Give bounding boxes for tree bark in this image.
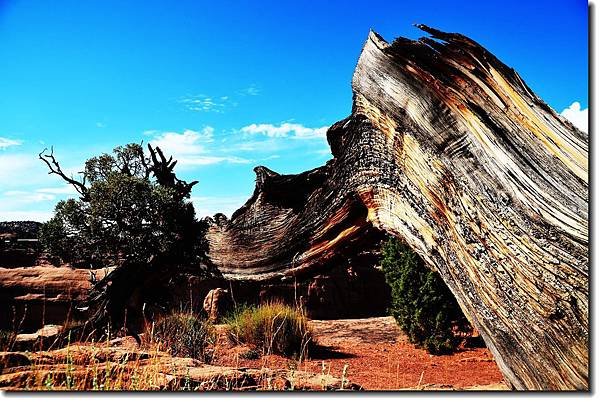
[207,26,588,390]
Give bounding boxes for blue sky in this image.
[0,0,589,221]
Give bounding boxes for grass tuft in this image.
[148,312,215,363]
[224,302,311,357]
[0,329,17,352]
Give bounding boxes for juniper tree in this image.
[380,236,472,354]
[39,143,218,340]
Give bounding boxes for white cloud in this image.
[560,101,588,133]
[0,190,56,222]
[2,186,77,208]
[0,210,54,222]
[0,154,39,186]
[3,190,55,202]
[241,123,329,140]
[0,151,87,221]
[313,148,333,157]
[191,195,249,218]
[239,85,261,96]
[178,155,251,166]
[179,95,229,113]
[36,185,78,195]
[221,138,281,153]
[180,85,260,113]
[0,137,22,149]
[150,128,214,156]
[148,127,251,167]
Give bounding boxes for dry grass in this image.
[1,312,217,391]
[2,339,182,390]
[147,312,215,363]
[1,335,253,390]
[0,308,360,391]
[0,329,17,352]
[224,302,311,358]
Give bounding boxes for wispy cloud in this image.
[146,121,331,168]
[0,137,22,149]
[0,153,38,186]
[179,85,261,113]
[36,185,78,195]
[561,101,588,133]
[179,95,230,113]
[241,123,328,140]
[3,190,55,203]
[239,84,261,96]
[0,151,102,197]
[149,127,251,167]
[0,187,74,222]
[3,186,77,204]
[178,155,251,166]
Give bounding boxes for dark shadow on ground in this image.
[308,344,356,359]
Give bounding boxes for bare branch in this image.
[39,147,90,201]
[146,144,197,199]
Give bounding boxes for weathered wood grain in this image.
[207,26,588,390]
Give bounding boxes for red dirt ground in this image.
[212,316,507,390]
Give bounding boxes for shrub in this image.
[149,312,215,362]
[381,236,472,354]
[225,302,311,357]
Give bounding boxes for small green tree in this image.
[40,144,207,268]
[39,144,217,339]
[381,236,471,354]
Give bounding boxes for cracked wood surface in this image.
[207,26,588,390]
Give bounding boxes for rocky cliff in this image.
[206,26,588,390]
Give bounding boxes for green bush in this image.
[39,143,210,269]
[224,302,311,357]
[381,236,471,354]
[150,312,215,362]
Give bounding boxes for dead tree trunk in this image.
[206,26,588,390]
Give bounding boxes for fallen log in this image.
[207,25,588,390]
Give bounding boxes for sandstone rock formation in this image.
[207,26,588,390]
[0,266,111,332]
[13,324,63,351]
[203,288,232,322]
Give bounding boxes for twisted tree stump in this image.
[207,26,588,390]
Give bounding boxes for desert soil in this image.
[213,316,508,390]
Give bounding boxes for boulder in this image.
[203,288,233,322]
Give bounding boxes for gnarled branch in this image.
[147,144,198,200]
[39,147,89,201]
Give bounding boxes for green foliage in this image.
[239,348,260,360]
[39,143,208,268]
[224,302,311,357]
[150,312,215,362]
[381,236,471,354]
